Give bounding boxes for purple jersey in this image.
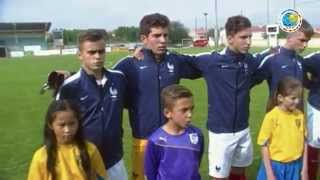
[144,125,204,180]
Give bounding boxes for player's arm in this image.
[261,145,276,180]
[181,52,214,75]
[112,58,131,109]
[251,54,273,87]
[144,140,160,180]
[174,53,203,79]
[302,52,320,89]
[90,144,108,179]
[253,46,279,62]
[131,47,208,75]
[252,46,280,86]
[301,143,309,180]
[55,83,75,101]
[257,113,275,179]
[303,52,319,75]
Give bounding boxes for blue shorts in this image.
[257,159,302,180]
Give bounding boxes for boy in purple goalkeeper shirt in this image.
[144,84,204,180]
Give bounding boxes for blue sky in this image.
[1,0,319,31]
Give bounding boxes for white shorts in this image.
[106,159,128,180]
[307,103,320,148]
[208,128,253,178]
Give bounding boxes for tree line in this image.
[59,21,191,45]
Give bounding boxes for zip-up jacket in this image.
[303,52,320,110]
[56,68,126,169]
[190,48,260,133]
[113,49,201,139]
[255,47,304,95]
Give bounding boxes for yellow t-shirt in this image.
[27,141,106,180]
[257,106,306,162]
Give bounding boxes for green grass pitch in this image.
[0,47,318,179]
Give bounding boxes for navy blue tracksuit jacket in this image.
[303,52,320,110]
[113,49,201,139]
[190,48,260,133]
[57,68,126,169]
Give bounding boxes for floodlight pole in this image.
[195,17,198,34]
[267,0,270,47]
[267,0,270,24]
[214,0,219,50]
[204,12,208,38]
[293,0,296,9]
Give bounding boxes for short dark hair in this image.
[225,15,251,37]
[139,13,170,36]
[78,30,106,50]
[161,84,193,110]
[298,19,314,39]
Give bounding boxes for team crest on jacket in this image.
[109,87,118,99]
[167,62,174,73]
[189,133,199,144]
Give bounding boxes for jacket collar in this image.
[142,48,168,63]
[80,68,108,83]
[225,47,246,62]
[280,46,296,58]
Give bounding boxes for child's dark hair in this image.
[161,84,193,110]
[78,30,106,50]
[266,76,303,112]
[139,13,170,36]
[225,15,251,37]
[44,100,92,179]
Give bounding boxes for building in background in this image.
[0,22,51,57]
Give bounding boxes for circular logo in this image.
[279,9,302,32]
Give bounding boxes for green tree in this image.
[169,21,190,44]
[113,26,139,42]
[277,29,288,39]
[63,29,81,45]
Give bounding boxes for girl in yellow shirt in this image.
[28,100,107,180]
[257,76,308,180]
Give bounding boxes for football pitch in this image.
[0,47,318,180]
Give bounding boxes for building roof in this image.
[251,26,266,33]
[0,22,51,33]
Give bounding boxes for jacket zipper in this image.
[233,62,240,133]
[157,62,162,125]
